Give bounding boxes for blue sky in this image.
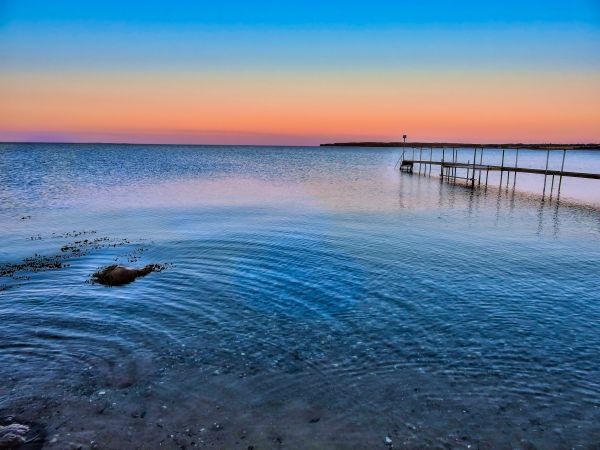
[1,0,599,144]
[2,1,599,26]
[1,1,599,71]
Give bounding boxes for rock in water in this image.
[92,264,165,286]
[0,423,29,449]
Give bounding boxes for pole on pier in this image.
[429,147,433,176]
[542,149,550,198]
[472,147,477,188]
[500,149,505,187]
[513,149,519,189]
[453,148,457,183]
[557,149,566,199]
[399,134,407,171]
[478,148,483,186]
[419,147,423,175]
[467,160,470,182]
[485,166,489,188]
[395,148,405,170]
[441,148,445,179]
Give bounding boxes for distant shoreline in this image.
[1,141,599,150]
[0,141,303,148]
[321,142,600,150]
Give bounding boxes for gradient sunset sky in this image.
[1,1,599,145]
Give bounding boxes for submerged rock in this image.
[0,417,45,450]
[0,423,29,449]
[92,264,165,286]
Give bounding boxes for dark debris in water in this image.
[0,255,65,279]
[59,236,123,254]
[0,230,165,290]
[50,230,97,239]
[123,245,150,263]
[1,236,126,280]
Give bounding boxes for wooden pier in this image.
[396,147,600,200]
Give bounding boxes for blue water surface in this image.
[0,143,599,449]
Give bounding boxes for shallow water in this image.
[1,143,600,449]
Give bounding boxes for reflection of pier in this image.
[397,147,600,199]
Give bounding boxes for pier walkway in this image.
[397,147,600,199]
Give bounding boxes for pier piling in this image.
[514,149,519,189]
[500,149,505,186]
[542,150,550,198]
[557,149,567,199]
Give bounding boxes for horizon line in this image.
[2,140,600,148]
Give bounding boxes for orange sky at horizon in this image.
[2,69,599,145]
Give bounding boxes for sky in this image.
[1,1,599,145]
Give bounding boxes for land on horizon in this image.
[321,141,600,150]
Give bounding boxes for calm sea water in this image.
[1,143,599,449]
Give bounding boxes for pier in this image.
[396,147,600,200]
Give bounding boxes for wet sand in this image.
[8,360,597,449]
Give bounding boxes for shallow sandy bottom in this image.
[6,360,599,449]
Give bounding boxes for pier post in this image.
[467,160,470,182]
[478,148,483,186]
[471,148,477,188]
[441,148,445,179]
[453,148,457,183]
[557,149,567,199]
[419,147,423,175]
[506,156,511,189]
[500,149,505,187]
[542,149,550,198]
[429,147,433,176]
[513,149,519,189]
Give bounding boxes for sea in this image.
[1,143,599,449]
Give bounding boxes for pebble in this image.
[385,435,393,445]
